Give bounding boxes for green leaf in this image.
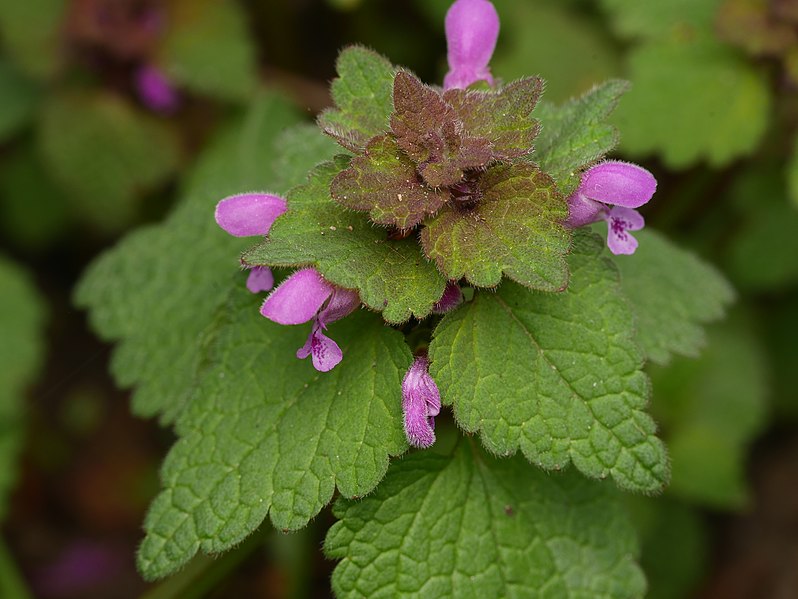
[330,134,449,229]
[137,294,411,580]
[0,61,38,142]
[38,92,181,232]
[599,0,722,41]
[534,79,629,195]
[428,232,669,493]
[244,157,448,324]
[491,0,621,104]
[420,163,570,290]
[614,229,735,365]
[790,135,798,208]
[326,442,646,598]
[74,96,329,423]
[0,0,65,79]
[649,317,768,508]
[613,40,771,168]
[159,0,257,102]
[628,497,708,599]
[317,46,396,151]
[0,256,46,521]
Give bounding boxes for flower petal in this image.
[443,0,500,90]
[433,282,464,314]
[402,356,441,448]
[317,288,360,327]
[214,193,288,237]
[579,161,657,209]
[605,206,645,255]
[245,266,274,294]
[296,323,344,372]
[565,193,605,228]
[136,65,179,114]
[260,268,333,324]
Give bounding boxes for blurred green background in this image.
[1,0,797,597]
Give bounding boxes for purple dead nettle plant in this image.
[402,355,442,448]
[135,64,180,114]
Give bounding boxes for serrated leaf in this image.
[649,317,768,508]
[0,0,65,79]
[38,92,181,232]
[159,0,257,102]
[421,163,570,290]
[75,97,336,423]
[443,76,543,159]
[534,79,629,195]
[137,293,411,580]
[0,256,46,521]
[244,157,447,324]
[613,40,771,168]
[326,442,646,598]
[330,134,449,228]
[614,229,735,365]
[318,46,396,151]
[428,232,669,493]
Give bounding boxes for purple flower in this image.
[433,281,464,314]
[565,160,657,255]
[135,65,180,114]
[443,0,500,90]
[260,268,360,372]
[402,355,441,448]
[215,192,288,293]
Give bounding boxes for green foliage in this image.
[0,61,38,142]
[137,296,411,580]
[38,92,181,232]
[326,441,646,598]
[612,40,771,168]
[614,229,735,365]
[790,136,798,207]
[421,163,570,290]
[244,157,447,324]
[159,0,257,102]
[0,256,46,521]
[534,79,629,195]
[628,497,708,599]
[492,0,621,103]
[317,46,396,152]
[74,96,327,423]
[429,232,669,493]
[600,0,722,41]
[649,317,768,508]
[0,0,65,79]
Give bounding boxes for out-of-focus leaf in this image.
[615,229,735,365]
[763,297,798,420]
[627,497,708,599]
[0,0,65,79]
[38,92,181,232]
[789,134,798,208]
[649,316,768,508]
[613,40,771,168]
[326,442,646,598]
[159,0,257,102]
[0,256,46,521]
[0,143,70,249]
[492,1,621,104]
[600,0,722,41]
[726,166,798,291]
[0,61,38,141]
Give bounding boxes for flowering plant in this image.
[74,0,737,595]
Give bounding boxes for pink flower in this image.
[402,355,441,448]
[260,268,360,372]
[443,0,500,90]
[214,193,288,293]
[135,65,180,114]
[565,161,657,255]
[433,281,464,314]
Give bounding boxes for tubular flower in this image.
[433,281,464,314]
[135,65,180,114]
[443,0,500,90]
[402,355,442,448]
[565,161,657,255]
[214,192,288,293]
[260,268,360,372]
